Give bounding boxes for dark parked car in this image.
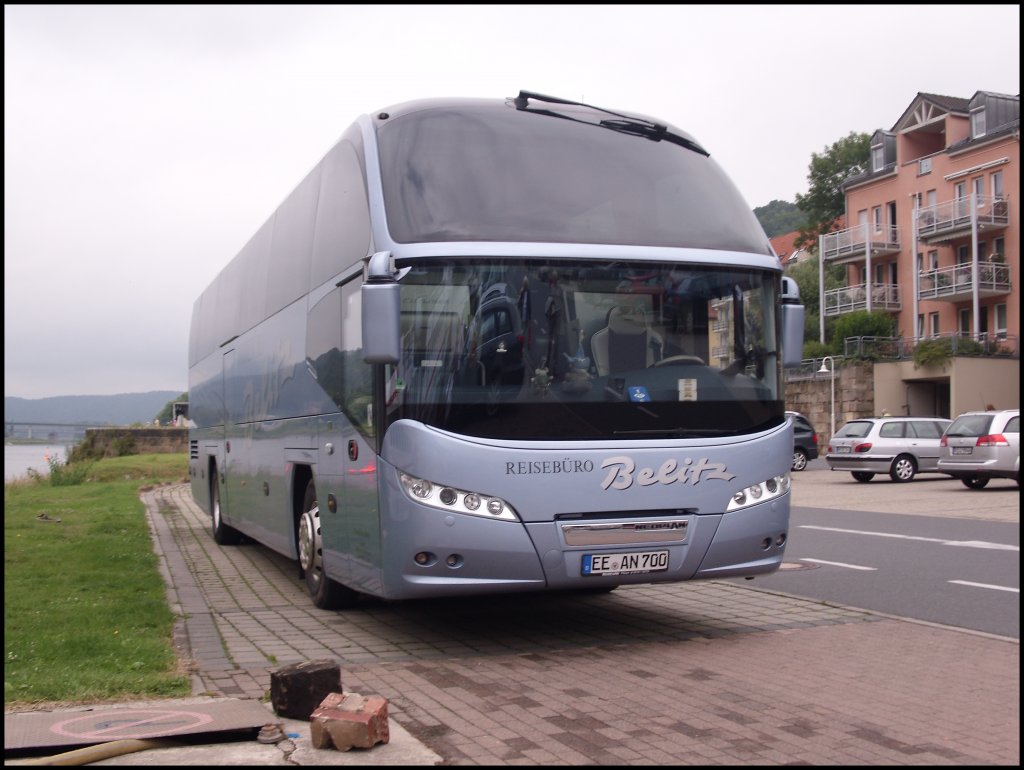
[787,410,819,472]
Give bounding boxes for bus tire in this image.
[297,480,358,610]
[211,470,243,545]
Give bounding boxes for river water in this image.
[4,444,70,482]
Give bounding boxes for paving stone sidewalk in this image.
[138,483,1019,765]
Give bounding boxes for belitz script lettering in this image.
[601,456,735,490]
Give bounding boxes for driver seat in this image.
[591,305,662,376]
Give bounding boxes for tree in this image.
[784,253,846,355]
[794,131,871,250]
[753,199,806,238]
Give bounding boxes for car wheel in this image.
[791,448,808,472]
[961,476,990,490]
[297,480,359,610]
[889,454,917,483]
[851,472,875,482]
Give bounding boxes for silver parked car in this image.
[826,416,952,483]
[938,409,1020,489]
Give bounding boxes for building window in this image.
[928,250,939,271]
[995,304,1007,339]
[971,108,986,138]
[872,206,882,233]
[991,170,1004,199]
[872,145,884,172]
[973,176,985,206]
[958,308,970,335]
[917,314,924,339]
[928,313,940,338]
[918,158,932,175]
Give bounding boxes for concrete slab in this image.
[3,698,442,766]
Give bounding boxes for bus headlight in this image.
[398,472,520,521]
[725,473,790,512]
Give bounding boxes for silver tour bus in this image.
[187,91,805,609]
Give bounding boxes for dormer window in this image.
[871,145,884,172]
[971,108,986,138]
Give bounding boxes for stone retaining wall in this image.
[785,362,875,446]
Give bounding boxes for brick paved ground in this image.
[145,484,1019,765]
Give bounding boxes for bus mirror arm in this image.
[362,251,401,364]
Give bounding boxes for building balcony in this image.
[821,223,901,265]
[916,194,1009,245]
[823,282,901,317]
[918,261,1012,301]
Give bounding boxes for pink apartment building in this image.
[817,90,1019,418]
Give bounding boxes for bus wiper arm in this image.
[513,90,709,157]
[598,119,709,156]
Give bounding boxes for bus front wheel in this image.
[297,480,358,610]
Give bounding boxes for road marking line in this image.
[948,580,1019,593]
[800,525,1018,551]
[799,558,876,571]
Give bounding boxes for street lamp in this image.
[818,356,835,442]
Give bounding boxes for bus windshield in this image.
[384,259,783,440]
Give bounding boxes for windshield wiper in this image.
[512,90,709,157]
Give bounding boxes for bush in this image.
[802,340,836,360]
[832,310,895,345]
[25,453,93,487]
[912,338,953,369]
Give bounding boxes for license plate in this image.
[836,446,852,453]
[582,550,669,576]
[951,446,973,455]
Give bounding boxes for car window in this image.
[947,414,993,437]
[911,421,942,439]
[1003,415,1019,434]
[836,421,872,438]
[879,421,905,438]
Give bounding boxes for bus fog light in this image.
[761,537,772,549]
[414,551,433,565]
[775,533,787,546]
[446,554,463,568]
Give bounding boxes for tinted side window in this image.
[911,421,942,439]
[879,422,904,438]
[1003,415,1020,434]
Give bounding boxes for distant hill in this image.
[4,391,180,426]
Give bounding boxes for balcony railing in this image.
[918,261,1012,301]
[822,222,901,263]
[838,333,1019,361]
[823,282,901,317]
[916,194,1010,243]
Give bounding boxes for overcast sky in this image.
[4,4,1020,399]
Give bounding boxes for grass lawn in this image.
[4,453,193,708]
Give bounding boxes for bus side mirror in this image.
[361,251,400,364]
[780,277,804,368]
